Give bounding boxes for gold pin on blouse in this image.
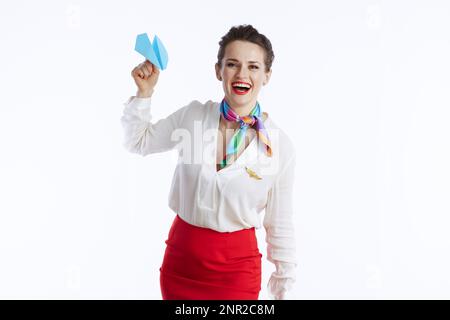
[245,166,262,180]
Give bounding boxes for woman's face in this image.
[215,40,271,114]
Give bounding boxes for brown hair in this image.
[216,24,274,72]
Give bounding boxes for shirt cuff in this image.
[123,95,152,109]
[267,261,297,300]
[122,96,153,122]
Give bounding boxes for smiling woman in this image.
[121,24,297,300]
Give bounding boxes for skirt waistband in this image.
[166,214,260,259]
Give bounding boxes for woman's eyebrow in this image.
[226,58,261,65]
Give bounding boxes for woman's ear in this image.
[263,69,272,86]
[215,63,222,81]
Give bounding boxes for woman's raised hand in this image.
[131,60,160,98]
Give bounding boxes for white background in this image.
[0,0,449,299]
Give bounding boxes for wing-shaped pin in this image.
[245,166,262,180]
[135,33,168,70]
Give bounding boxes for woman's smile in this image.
[231,81,252,95]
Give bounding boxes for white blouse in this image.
[121,96,298,300]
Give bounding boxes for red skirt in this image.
[159,214,262,300]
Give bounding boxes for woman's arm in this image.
[263,151,298,300]
[121,60,191,156]
[120,96,191,156]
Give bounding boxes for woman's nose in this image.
[236,66,248,78]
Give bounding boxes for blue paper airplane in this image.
[134,33,168,70]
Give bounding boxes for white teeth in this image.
[232,82,251,89]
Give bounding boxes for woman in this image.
[121,25,297,300]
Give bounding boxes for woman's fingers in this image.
[138,63,148,79]
[144,60,153,74]
[132,66,143,79]
[131,60,160,90]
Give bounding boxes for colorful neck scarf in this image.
[219,98,272,169]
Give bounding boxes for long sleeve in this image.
[120,96,190,156]
[263,151,298,300]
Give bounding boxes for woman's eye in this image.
[226,63,258,69]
